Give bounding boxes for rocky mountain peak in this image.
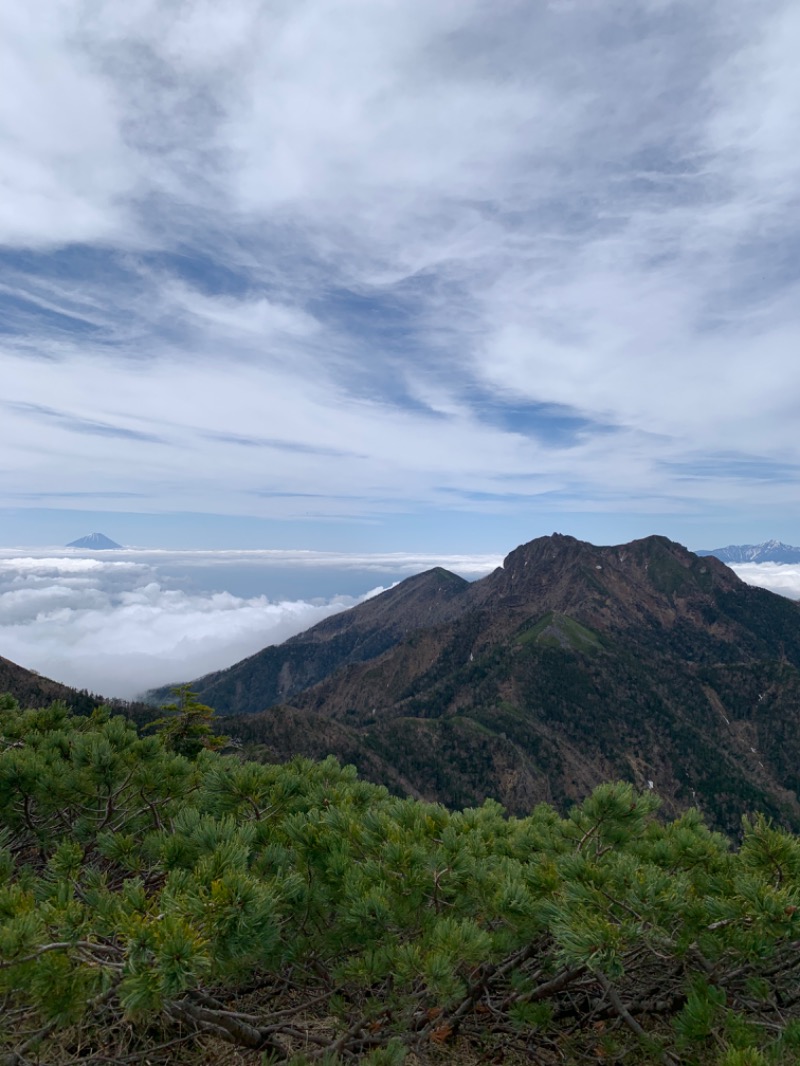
[470,532,742,631]
[501,531,582,568]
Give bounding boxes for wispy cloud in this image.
[202,431,364,459]
[6,402,168,443]
[3,1,800,542]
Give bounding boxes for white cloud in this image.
[3,0,800,535]
[707,3,800,203]
[0,4,136,246]
[0,549,500,699]
[90,548,502,574]
[0,556,361,699]
[731,563,800,601]
[0,349,576,515]
[163,283,320,344]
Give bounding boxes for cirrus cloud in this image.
[3,0,800,549]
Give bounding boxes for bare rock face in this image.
[171,534,800,834]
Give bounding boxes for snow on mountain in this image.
[66,533,123,550]
[696,540,800,564]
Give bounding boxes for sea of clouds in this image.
[0,548,501,699]
[0,550,797,701]
[728,563,800,602]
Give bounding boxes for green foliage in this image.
[517,611,602,651]
[145,684,228,758]
[1,695,799,1065]
[674,977,727,1043]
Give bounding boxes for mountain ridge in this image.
[697,539,800,563]
[195,533,800,833]
[148,565,472,714]
[163,533,739,712]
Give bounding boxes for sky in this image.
[5,1,800,698]
[3,0,800,557]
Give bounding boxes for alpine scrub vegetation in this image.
[1,696,799,1065]
[142,684,229,758]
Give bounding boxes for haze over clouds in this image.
[0,548,501,697]
[2,0,800,553]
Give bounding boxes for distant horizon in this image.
[4,3,800,561]
[1,536,799,702]
[3,526,799,556]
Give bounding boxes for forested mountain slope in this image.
[0,653,99,714]
[0,653,158,722]
[2,696,800,1066]
[148,566,471,714]
[220,535,800,834]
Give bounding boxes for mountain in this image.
[697,539,800,564]
[0,654,100,713]
[66,532,123,550]
[148,566,471,713]
[189,533,800,834]
[0,653,158,722]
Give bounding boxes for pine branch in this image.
[0,940,122,970]
[597,972,679,1066]
[165,999,287,1055]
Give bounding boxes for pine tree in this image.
[145,684,228,758]
[1,695,798,1065]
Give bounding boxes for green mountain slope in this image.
[220,535,800,833]
[2,697,800,1066]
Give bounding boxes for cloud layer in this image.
[0,555,377,698]
[3,1,800,544]
[0,548,796,700]
[730,563,800,601]
[0,548,501,698]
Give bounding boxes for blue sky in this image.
[4,0,800,554]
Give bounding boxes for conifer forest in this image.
[2,696,800,1065]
